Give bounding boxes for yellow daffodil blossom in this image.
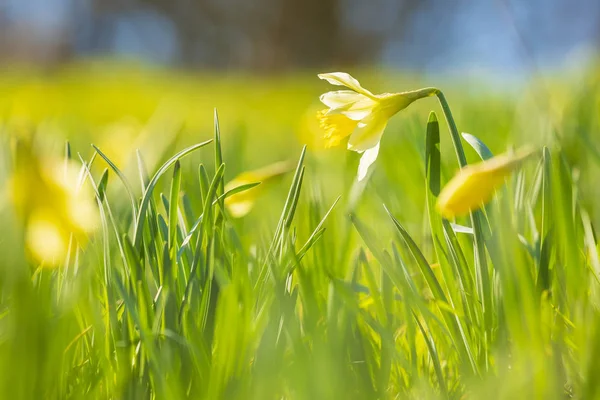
[317,72,437,180]
[436,148,536,219]
[225,161,292,218]
[9,140,98,266]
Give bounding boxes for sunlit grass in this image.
[1,63,600,399]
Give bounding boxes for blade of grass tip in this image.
[282,166,305,231]
[275,145,307,240]
[92,144,139,221]
[97,168,109,203]
[278,165,305,272]
[214,109,225,209]
[133,140,212,250]
[77,151,97,190]
[136,149,150,192]
[78,153,129,272]
[169,160,182,251]
[213,182,261,214]
[256,146,307,288]
[462,132,494,160]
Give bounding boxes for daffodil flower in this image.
[225,161,292,218]
[317,72,436,180]
[436,148,536,219]
[9,140,98,265]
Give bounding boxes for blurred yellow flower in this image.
[317,72,436,180]
[9,140,98,266]
[225,161,292,218]
[436,148,536,219]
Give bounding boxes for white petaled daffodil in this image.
[317,72,437,180]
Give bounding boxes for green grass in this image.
[1,64,600,399]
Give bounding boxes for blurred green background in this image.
[3,1,600,399]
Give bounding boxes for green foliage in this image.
[2,66,600,399]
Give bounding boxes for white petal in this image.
[357,143,380,181]
[325,96,378,120]
[342,98,379,120]
[318,72,375,97]
[347,114,387,152]
[320,90,367,109]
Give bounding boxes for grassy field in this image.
[1,62,600,399]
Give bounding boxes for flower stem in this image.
[435,89,492,372]
[435,91,467,167]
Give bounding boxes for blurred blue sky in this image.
[1,0,598,74]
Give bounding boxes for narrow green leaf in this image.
[462,132,494,160]
[169,160,182,250]
[133,140,212,249]
[92,144,139,220]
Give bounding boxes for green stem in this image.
[435,89,492,372]
[435,91,468,167]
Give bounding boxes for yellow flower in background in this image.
[317,72,436,180]
[436,148,536,219]
[9,140,98,266]
[225,161,292,218]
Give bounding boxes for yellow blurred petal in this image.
[67,196,99,234]
[26,213,68,266]
[224,161,293,218]
[436,148,536,219]
[226,199,256,218]
[224,179,260,218]
[318,72,375,98]
[9,141,98,264]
